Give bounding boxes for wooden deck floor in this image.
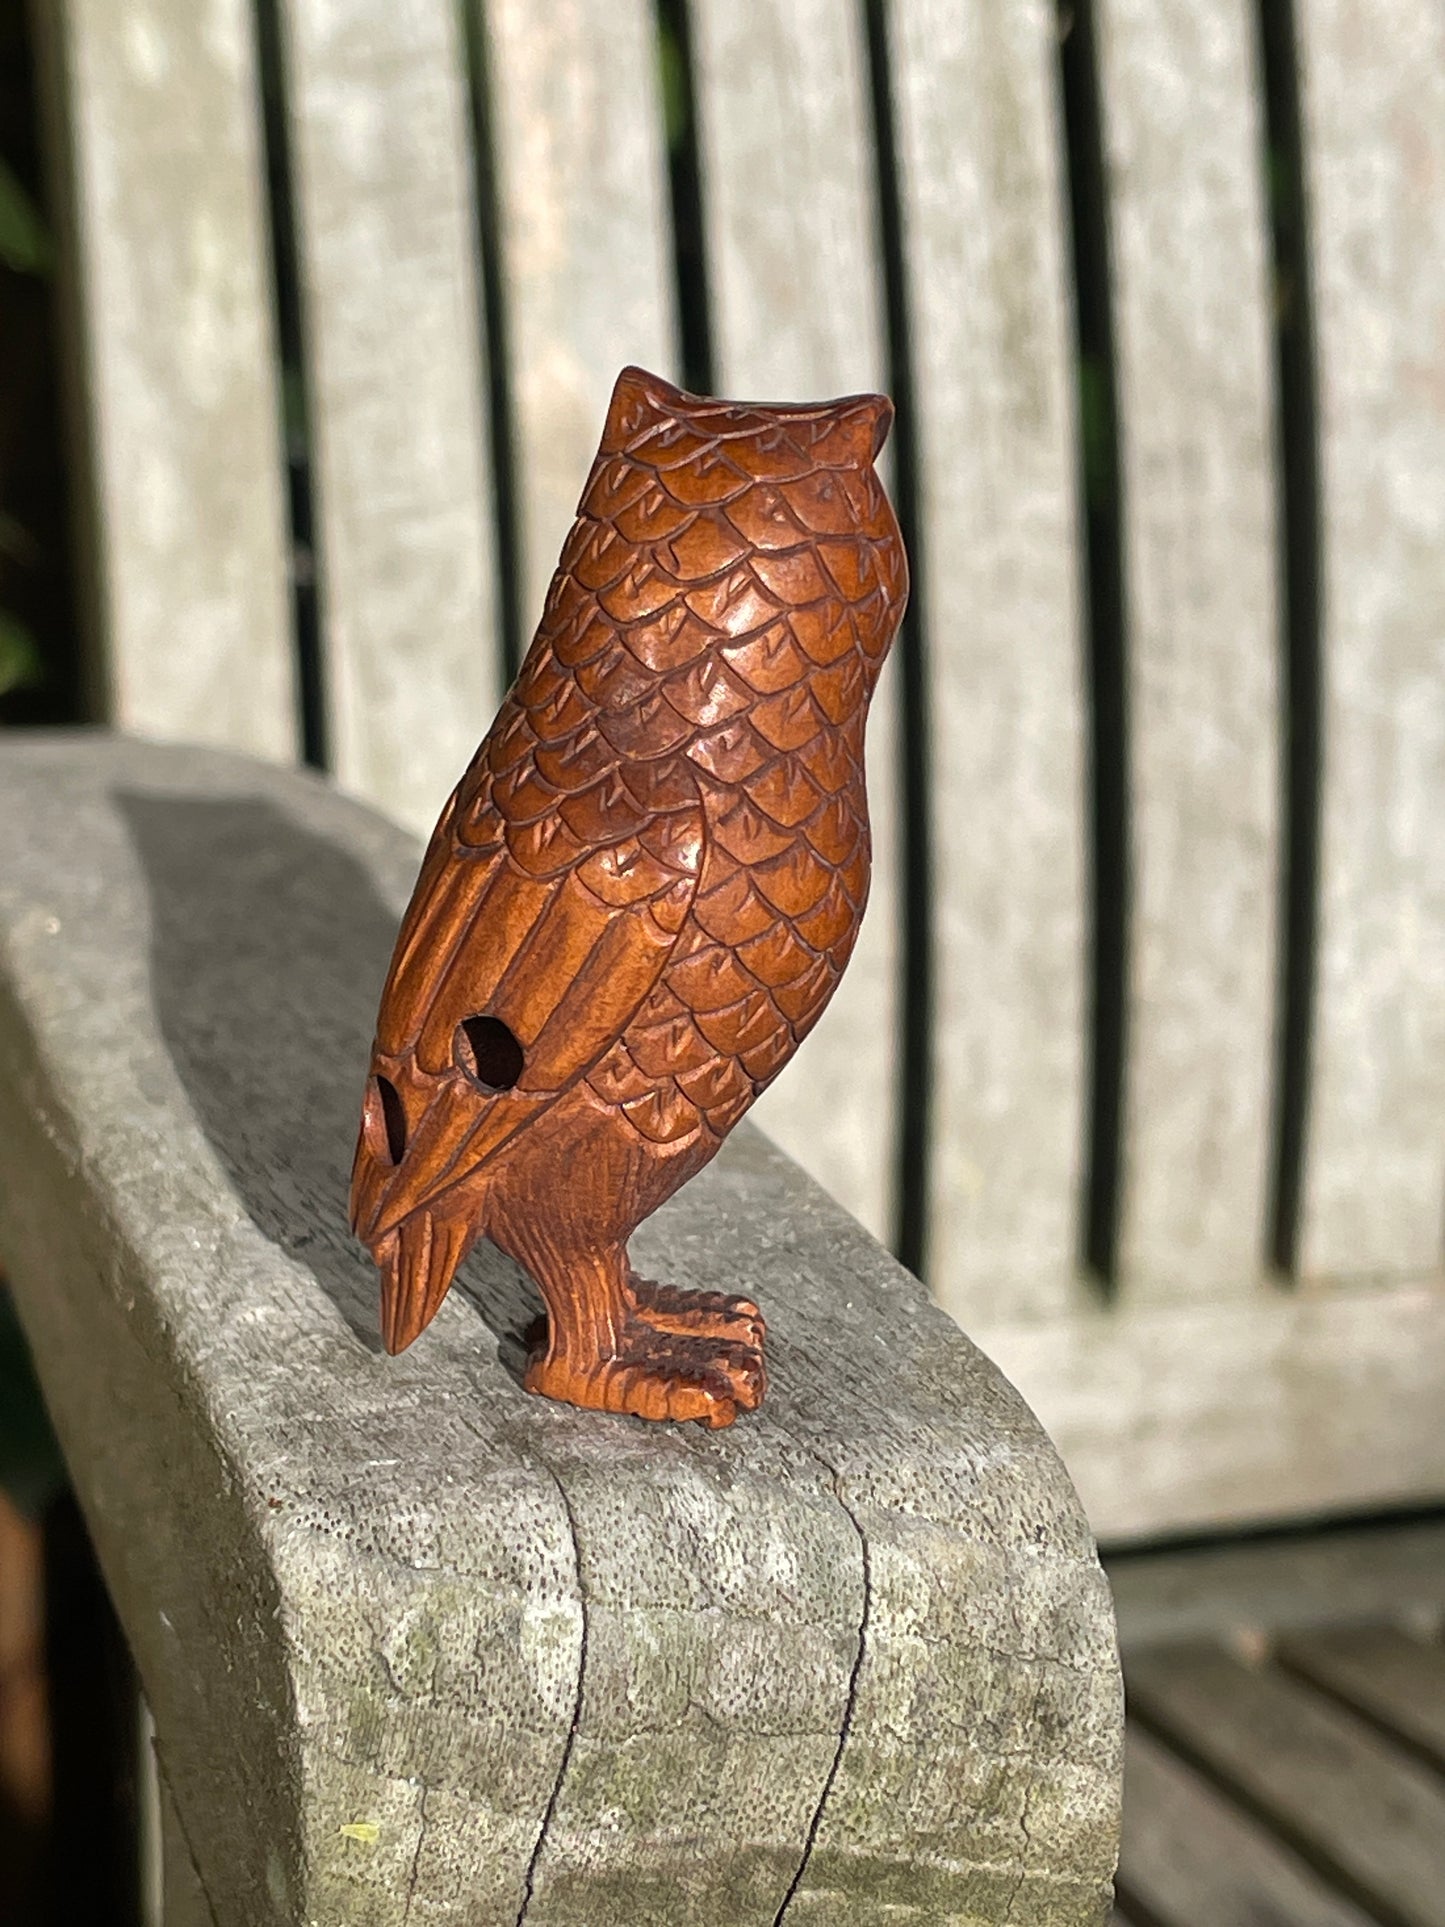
[1107,1519,1445,1927]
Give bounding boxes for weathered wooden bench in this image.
[32,0,1444,1543]
[0,734,1122,1922]
[13,0,1445,1916]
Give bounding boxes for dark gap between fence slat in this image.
[252,0,327,770]
[1255,0,1321,1278]
[1056,0,1128,1291]
[861,0,933,1280]
[0,0,86,731]
[457,0,525,687]
[654,0,715,397]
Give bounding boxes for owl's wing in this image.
[353,646,704,1241]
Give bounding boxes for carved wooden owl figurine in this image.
[351,366,907,1426]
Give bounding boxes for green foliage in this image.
[0,1289,65,1517]
[655,11,686,154]
[1077,352,1114,507]
[0,610,41,695]
[0,163,53,706]
[0,155,51,276]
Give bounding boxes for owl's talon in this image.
[524,1322,766,1428]
[627,1273,767,1347]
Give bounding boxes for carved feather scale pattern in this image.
[379,373,904,1163]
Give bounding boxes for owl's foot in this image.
[626,1272,767,1348]
[525,1324,766,1429]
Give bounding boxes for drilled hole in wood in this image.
[369,1075,407,1166]
[456,1015,524,1092]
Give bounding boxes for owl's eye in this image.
[455,1015,524,1093]
[366,1075,408,1166]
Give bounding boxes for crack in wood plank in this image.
[402,1785,430,1925]
[770,1461,871,1925]
[514,1468,588,1927]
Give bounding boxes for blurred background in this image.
[0,0,76,734]
[1,0,1442,1920]
[2,0,108,1897]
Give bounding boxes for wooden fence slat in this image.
[36,0,296,759]
[281,0,502,838]
[1119,1725,1376,1927]
[986,1276,1445,1542]
[888,0,1086,1319]
[688,0,900,1243]
[1280,1626,1445,1769]
[1108,1517,1445,1648]
[1094,0,1280,1299]
[688,0,882,400]
[479,0,677,632]
[1127,1645,1445,1925]
[1294,0,1445,1279]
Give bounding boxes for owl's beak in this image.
[374,1210,472,1355]
[350,1069,480,1248]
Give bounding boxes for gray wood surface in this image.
[1118,1725,1375,1927]
[1108,1518,1445,1647]
[981,1284,1445,1542]
[1093,0,1279,1301]
[887,0,1087,1323]
[1127,1644,1445,1926]
[34,0,296,760]
[280,0,502,838]
[1293,0,1445,1279]
[0,735,1121,1926]
[689,0,882,400]
[480,0,678,632]
[689,0,900,1245]
[1279,1626,1445,1769]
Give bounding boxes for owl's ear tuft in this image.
[821,393,895,468]
[600,365,681,453]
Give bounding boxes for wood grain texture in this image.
[281,0,502,838]
[479,0,677,630]
[688,0,900,1244]
[1294,0,1445,1279]
[888,0,1087,1322]
[35,0,295,758]
[1279,1626,1445,1768]
[1127,1645,1445,1927]
[0,735,1121,1925]
[1118,1725,1376,1927]
[1093,0,1279,1299]
[979,1277,1445,1542]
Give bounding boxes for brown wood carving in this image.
[351,366,908,1425]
